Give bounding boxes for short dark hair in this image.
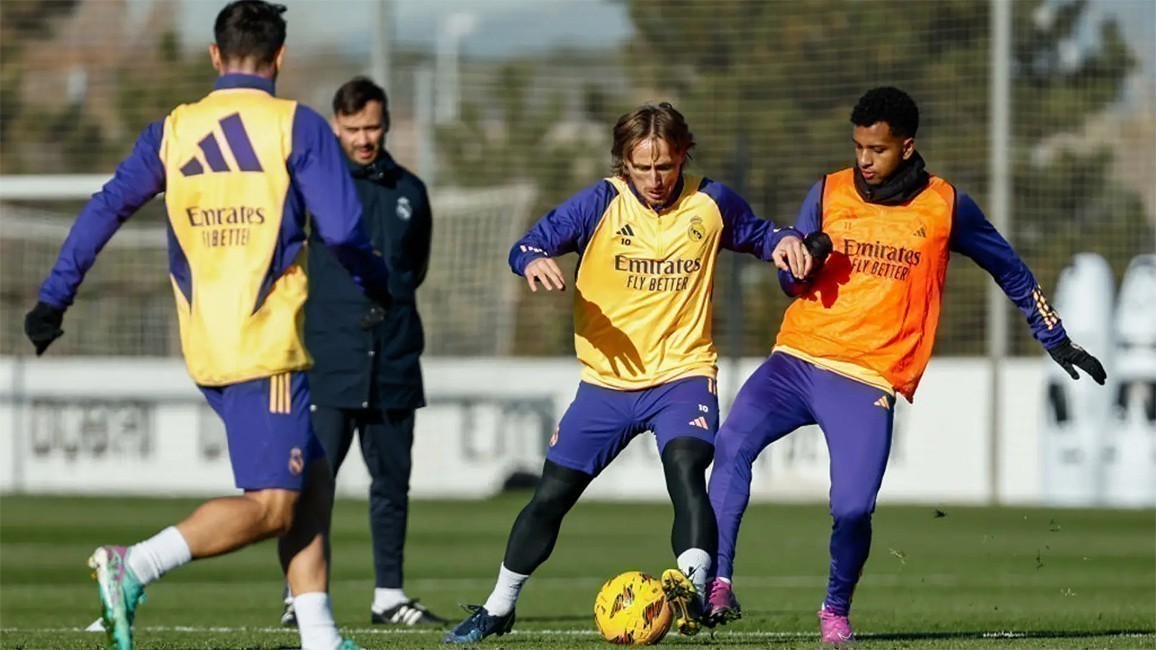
[214,1,287,66]
[332,77,388,116]
[851,87,920,139]
[610,102,695,177]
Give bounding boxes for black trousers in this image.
[312,406,415,589]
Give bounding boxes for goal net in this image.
[0,175,537,358]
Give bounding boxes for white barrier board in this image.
[1,356,1149,505]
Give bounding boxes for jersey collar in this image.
[853,151,930,206]
[349,151,399,181]
[214,73,276,96]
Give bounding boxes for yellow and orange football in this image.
[593,571,673,645]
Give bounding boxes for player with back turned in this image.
[22,2,387,649]
[703,86,1107,644]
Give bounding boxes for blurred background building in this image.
[0,0,1153,505]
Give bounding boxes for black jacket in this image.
[305,151,432,410]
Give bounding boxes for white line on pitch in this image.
[2,627,1152,640]
[16,573,1145,593]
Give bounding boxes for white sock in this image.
[125,527,191,586]
[677,548,711,605]
[482,564,529,617]
[373,587,409,613]
[294,592,342,650]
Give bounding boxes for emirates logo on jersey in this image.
[843,238,924,282]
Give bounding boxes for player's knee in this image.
[525,485,571,523]
[246,489,300,537]
[306,459,335,496]
[369,475,408,503]
[661,437,714,481]
[830,501,874,527]
[526,461,590,522]
[714,422,744,448]
[264,501,298,538]
[713,426,737,456]
[711,432,756,473]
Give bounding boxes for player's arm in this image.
[777,179,827,297]
[384,180,433,303]
[508,180,613,292]
[408,182,433,291]
[708,180,808,279]
[25,120,167,355]
[951,191,1106,384]
[289,105,390,305]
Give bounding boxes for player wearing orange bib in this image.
[704,87,1106,644]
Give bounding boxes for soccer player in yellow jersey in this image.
[444,103,813,644]
[22,3,386,649]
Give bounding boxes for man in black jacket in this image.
[282,76,443,627]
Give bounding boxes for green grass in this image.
[0,494,1153,649]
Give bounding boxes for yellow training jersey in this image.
[39,74,388,386]
[509,175,794,390]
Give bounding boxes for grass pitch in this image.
[1,494,1152,649]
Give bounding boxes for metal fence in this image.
[1,0,1153,359]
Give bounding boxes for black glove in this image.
[24,301,65,356]
[804,231,833,275]
[1047,337,1107,385]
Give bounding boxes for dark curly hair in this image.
[851,87,919,139]
[610,102,695,177]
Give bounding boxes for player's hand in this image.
[24,301,65,356]
[525,257,566,292]
[772,235,813,280]
[1047,337,1107,385]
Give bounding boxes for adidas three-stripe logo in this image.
[616,224,636,237]
[873,396,891,410]
[385,603,430,626]
[180,113,264,177]
[913,225,927,238]
[688,416,709,429]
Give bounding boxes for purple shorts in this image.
[547,376,719,476]
[199,371,324,491]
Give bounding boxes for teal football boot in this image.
[88,545,146,650]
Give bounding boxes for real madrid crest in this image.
[396,196,413,221]
[687,216,705,242]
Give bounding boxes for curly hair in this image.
[851,87,920,139]
[610,102,695,177]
